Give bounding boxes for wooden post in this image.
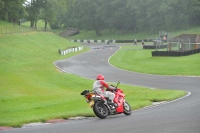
[195,44,199,49]
[168,43,171,51]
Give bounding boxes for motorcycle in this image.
[80,81,132,119]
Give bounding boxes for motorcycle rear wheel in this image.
[93,101,108,119]
[123,101,132,115]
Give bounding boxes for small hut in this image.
[168,34,200,51]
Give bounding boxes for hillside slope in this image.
[0,32,91,126]
[0,32,83,96]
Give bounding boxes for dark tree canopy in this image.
[1,0,200,34]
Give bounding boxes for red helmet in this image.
[96,74,104,80]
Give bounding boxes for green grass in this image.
[0,21,187,127]
[0,21,16,28]
[21,20,67,35]
[0,20,36,35]
[110,46,200,76]
[21,20,51,29]
[0,32,92,127]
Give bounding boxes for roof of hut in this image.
[169,34,200,44]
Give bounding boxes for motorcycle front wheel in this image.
[123,101,132,115]
[93,101,108,119]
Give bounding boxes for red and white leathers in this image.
[93,80,116,102]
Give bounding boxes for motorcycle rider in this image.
[93,74,116,107]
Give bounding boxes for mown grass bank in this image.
[0,32,89,127]
[109,46,200,76]
[0,31,186,127]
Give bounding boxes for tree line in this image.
[67,0,200,35]
[0,0,200,35]
[0,0,72,30]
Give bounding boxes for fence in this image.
[59,46,84,55]
[0,27,51,35]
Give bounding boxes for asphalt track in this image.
[2,43,200,133]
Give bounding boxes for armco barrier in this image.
[59,46,83,55]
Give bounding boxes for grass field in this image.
[21,20,51,29]
[0,20,187,127]
[109,45,200,76]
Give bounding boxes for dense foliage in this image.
[67,0,200,35]
[0,0,26,25]
[1,0,200,35]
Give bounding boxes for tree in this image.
[68,0,105,36]
[48,0,69,29]
[0,0,4,11]
[0,0,25,24]
[26,0,44,28]
[41,0,56,30]
[111,0,131,33]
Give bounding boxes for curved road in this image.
[2,44,200,133]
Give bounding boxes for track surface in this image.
[2,44,200,133]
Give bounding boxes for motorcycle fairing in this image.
[114,88,125,113]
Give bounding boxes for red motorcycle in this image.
[80,82,132,119]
